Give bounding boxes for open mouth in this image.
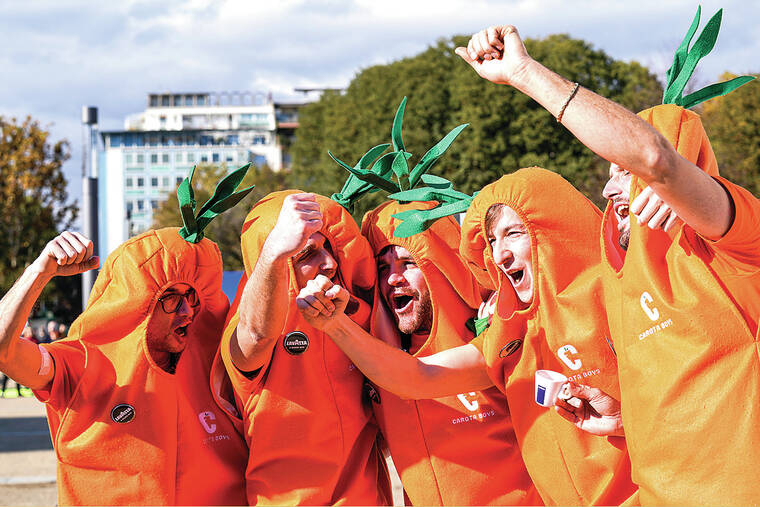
[507,269,524,285]
[391,293,414,312]
[614,203,629,219]
[173,325,189,337]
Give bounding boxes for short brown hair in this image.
[484,204,505,237]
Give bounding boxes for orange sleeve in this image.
[34,341,86,436]
[702,176,760,272]
[468,332,485,353]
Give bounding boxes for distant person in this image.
[57,322,68,339]
[46,320,62,341]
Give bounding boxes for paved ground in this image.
[0,397,57,506]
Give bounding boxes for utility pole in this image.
[81,106,99,309]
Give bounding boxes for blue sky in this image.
[2,0,757,226]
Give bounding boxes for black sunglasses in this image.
[157,288,201,313]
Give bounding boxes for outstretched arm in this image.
[296,275,493,399]
[231,193,323,372]
[456,25,732,239]
[0,232,99,389]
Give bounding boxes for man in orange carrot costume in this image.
[298,169,637,505]
[361,200,540,506]
[216,190,388,505]
[457,10,759,504]
[0,167,253,505]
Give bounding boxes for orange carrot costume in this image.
[460,168,637,505]
[361,200,541,506]
[215,190,388,505]
[599,104,760,504]
[35,227,248,506]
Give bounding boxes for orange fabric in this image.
[361,201,541,506]
[600,104,760,505]
[36,228,248,506]
[460,168,637,505]
[215,190,388,505]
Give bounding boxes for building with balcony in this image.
[98,91,304,260]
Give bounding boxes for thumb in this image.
[455,47,478,67]
[85,256,100,271]
[563,382,597,401]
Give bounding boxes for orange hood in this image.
[362,200,485,354]
[461,167,602,320]
[67,227,228,363]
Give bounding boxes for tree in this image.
[0,116,77,315]
[152,163,292,270]
[702,73,760,196]
[291,34,663,213]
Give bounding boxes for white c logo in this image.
[198,411,217,434]
[557,344,582,371]
[457,392,480,412]
[640,292,660,321]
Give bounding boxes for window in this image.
[151,177,158,187]
[161,96,170,107]
[200,154,208,163]
[175,153,183,163]
[125,153,133,164]
[212,153,220,163]
[137,177,144,188]
[253,155,267,166]
[184,95,193,106]
[176,176,184,186]
[162,153,169,164]
[126,201,134,213]
[137,153,145,163]
[173,95,182,106]
[253,135,266,145]
[162,177,170,188]
[151,200,159,210]
[150,154,158,164]
[137,200,145,211]
[126,177,133,188]
[187,152,195,163]
[226,153,234,162]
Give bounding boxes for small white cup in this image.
[534,370,568,407]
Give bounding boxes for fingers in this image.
[48,231,95,266]
[631,186,679,231]
[467,26,505,61]
[561,381,599,402]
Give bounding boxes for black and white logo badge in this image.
[283,332,309,355]
[111,404,135,424]
[499,339,522,358]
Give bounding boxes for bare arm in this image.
[231,193,323,372]
[456,25,732,239]
[296,275,494,399]
[0,232,98,389]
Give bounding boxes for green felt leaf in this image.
[391,151,410,190]
[665,6,701,95]
[420,173,453,189]
[178,163,254,243]
[357,143,391,169]
[680,75,757,110]
[409,123,468,187]
[390,199,472,238]
[665,8,723,104]
[391,97,407,152]
[389,185,471,204]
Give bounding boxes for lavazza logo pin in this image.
[283,331,309,355]
[110,404,135,424]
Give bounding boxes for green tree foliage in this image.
[0,116,78,314]
[702,73,760,196]
[152,163,292,269]
[292,34,663,213]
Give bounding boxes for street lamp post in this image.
[81,106,99,309]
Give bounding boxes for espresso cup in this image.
[534,369,568,407]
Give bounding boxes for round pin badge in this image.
[283,331,309,355]
[499,339,523,358]
[111,403,135,424]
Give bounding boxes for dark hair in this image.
[484,204,505,237]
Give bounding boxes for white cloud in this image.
[1,0,757,221]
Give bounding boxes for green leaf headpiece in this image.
[663,6,755,109]
[329,97,468,212]
[177,163,255,243]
